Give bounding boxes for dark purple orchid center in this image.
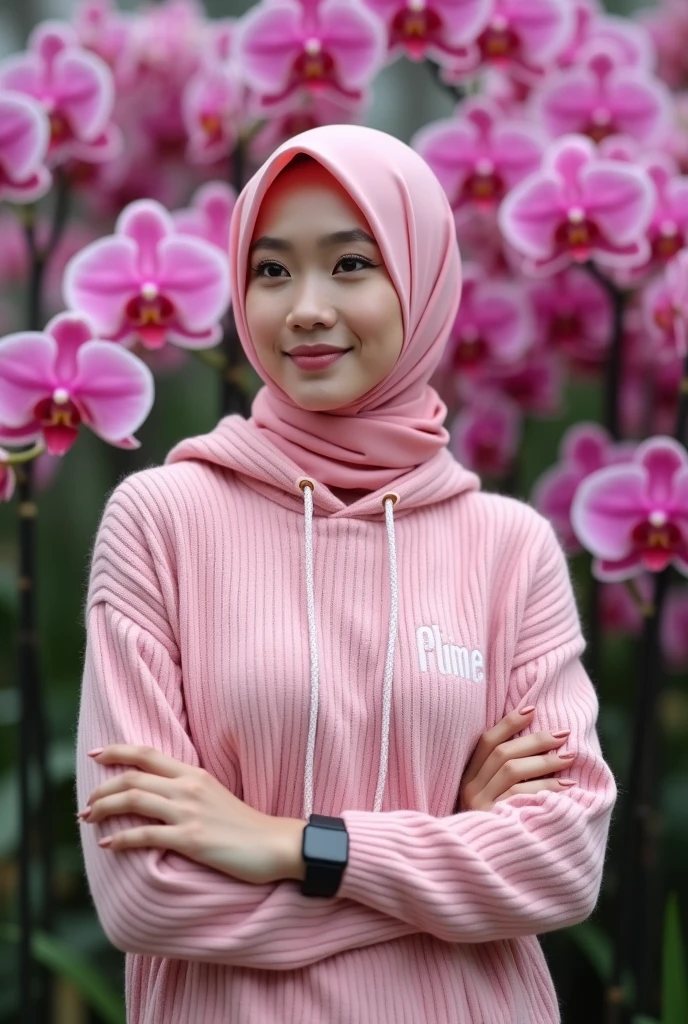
[460,163,505,207]
[33,390,82,456]
[452,329,488,369]
[200,112,223,142]
[293,43,336,86]
[126,286,176,349]
[652,223,683,261]
[631,514,683,572]
[478,17,520,62]
[475,436,502,473]
[48,109,74,148]
[550,311,580,345]
[390,6,442,59]
[554,208,601,262]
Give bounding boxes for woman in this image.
[76,125,617,1024]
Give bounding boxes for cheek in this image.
[245,289,279,354]
[355,286,403,364]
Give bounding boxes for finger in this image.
[99,824,183,851]
[86,790,179,826]
[92,745,196,779]
[469,731,570,795]
[462,708,536,786]
[494,779,576,803]
[85,769,178,807]
[480,751,577,805]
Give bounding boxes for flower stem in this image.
[14,174,70,1024]
[219,135,251,417]
[6,444,45,466]
[583,261,627,442]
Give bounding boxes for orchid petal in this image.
[571,463,647,558]
[583,163,654,243]
[72,341,154,442]
[0,333,56,425]
[63,236,139,335]
[156,237,230,329]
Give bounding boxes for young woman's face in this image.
[244,162,404,412]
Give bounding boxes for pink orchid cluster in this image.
[0,184,232,486]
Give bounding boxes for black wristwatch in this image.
[300,814,349,898]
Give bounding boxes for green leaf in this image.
[567,921,612,980]
[662,893,688,1024]
[0,922,125,1024]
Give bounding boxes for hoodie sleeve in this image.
[337,518,618,943]
[77,478,420,968]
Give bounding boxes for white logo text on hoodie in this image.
[416,624,484,682]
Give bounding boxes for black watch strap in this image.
[300,814,349,898]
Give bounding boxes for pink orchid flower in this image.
[182,61,243,165]
[535,49,673,147]
[413,97,546,215]
[362,0,491,64]
[470,345,564,417]
[662,585,688,669]
[0,448,16,503]
[63,199,230,351]
[532,422,634,553]
[642,249,688,360]
[444,0,574,82]
[527,266,611,373]
[235,0,386,110]
[559,1,653,72]
[72,0,135,88]
[640,0,688,89]
[0,311,154,456]
[251,92,364,159]
[171,181,237,255]
[441,264,533,375]
[571,435,688,580]
[450,392,521,478]
[643,158,688,264]
[0,21,119,166]
[499,134,655,274]
[0,90,52,203]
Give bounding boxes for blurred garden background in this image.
[0,0,687,1022]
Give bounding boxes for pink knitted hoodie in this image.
[76,413,617,1024]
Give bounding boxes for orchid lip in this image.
[287,345,353,356]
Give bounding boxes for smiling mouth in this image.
[287,347,353,371]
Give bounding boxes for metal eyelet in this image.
[297,477,316,494]
[381,491,400,507]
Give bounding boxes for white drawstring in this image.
[300,481,399,820]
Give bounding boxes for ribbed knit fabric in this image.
[76,415,617,1024]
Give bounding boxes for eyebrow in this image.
[249,228,377,254]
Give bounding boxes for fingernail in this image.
[98,836,113,847]
[87,748,104,758]
[558,779,576,787]
[558,751,576,759]
[551,729,571,739]
[77,807,91,819]
[519,705,536,715]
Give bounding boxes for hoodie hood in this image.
[166,415,480,518]
[166,415,480,820]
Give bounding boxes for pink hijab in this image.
[229,124,462,490]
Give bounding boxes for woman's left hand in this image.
[79,745,306,885]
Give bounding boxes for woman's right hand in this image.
[457,707,576,813]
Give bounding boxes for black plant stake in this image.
[219,136,251,418]
[15,170,70,1024]
[582,263,628,688]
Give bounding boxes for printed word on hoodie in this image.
[416,624,485,682]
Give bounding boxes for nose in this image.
[285,275,337,332]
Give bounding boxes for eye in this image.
[252,260,289,278]
[333,254,376,274]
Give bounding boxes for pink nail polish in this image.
[87,748,104,758]
[558,780,576,787]
[98,836,113,847]
[551,729,571,738]
[519,705,536,715]
[558,751,576,759]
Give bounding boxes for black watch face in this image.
[303,825,349,866]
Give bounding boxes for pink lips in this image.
[287,345,352,371]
